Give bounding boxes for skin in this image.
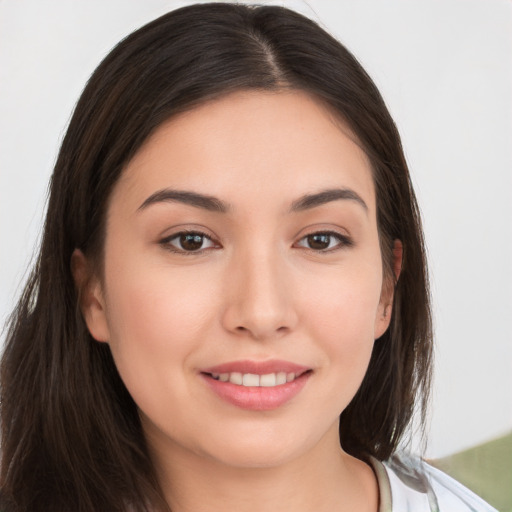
[74,90,400,512]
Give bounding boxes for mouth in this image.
[204,369,311,388]
[199,360,313,410]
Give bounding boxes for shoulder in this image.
[370,452,498,512]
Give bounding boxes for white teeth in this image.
[229,372,243,385]
[242,373,260,387]
[260,373,276,387]
[210,371,302,387]
[276,372,287,385]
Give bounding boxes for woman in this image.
[0,3,497,511]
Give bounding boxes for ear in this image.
[71,249,110,343]
[374,239,403,339]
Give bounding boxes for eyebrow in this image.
[289,188,368,213]
[137,187,367,214]
[138,189,231,213]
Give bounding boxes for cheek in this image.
[300,262,382,385]
[101,252,221,408]
[304,264,382,341]
[104,254,219,348]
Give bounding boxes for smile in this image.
[200,360,312,410]
[209,371,301,387]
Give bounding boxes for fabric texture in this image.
[369,453,499,512]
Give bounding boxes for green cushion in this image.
[429,431,512,512]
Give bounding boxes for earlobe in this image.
[374,239,403,339]
[71,249,110,343]
[374,303,392,340]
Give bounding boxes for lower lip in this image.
[201,372,311,411]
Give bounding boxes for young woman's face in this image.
[81,90,393,469]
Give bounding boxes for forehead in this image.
[112,89,375,216]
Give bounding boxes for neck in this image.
[146,422,379,512]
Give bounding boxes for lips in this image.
[200,360,312,410]
[202,360,310,375]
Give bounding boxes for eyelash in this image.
[159,229,353,255]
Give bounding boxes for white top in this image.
[369,453,498,512]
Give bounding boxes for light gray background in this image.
[1,0,511,459]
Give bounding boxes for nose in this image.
[221,247,298,341]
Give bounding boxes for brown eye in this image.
[161,231,217,253]
[180,233,205,251]
[296,231,353,252]
[306,234,331,250]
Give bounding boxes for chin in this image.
[196,421,328,470]
[206,441,301,470]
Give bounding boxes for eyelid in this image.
[158,227,353,256]
[159,229,221,255]
[294,230,354,252]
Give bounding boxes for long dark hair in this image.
[1,3,432,511]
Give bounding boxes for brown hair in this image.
[0,3,432,511]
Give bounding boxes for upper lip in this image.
[201,359,311,375]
